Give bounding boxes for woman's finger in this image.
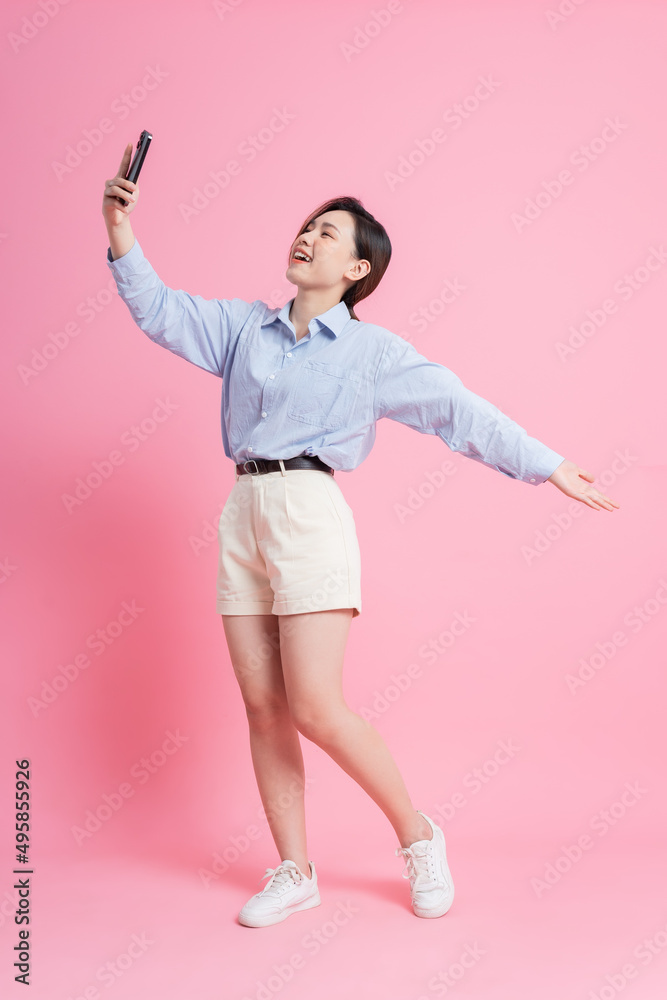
[105,183,136,202]
[106,175,136,193]
[117,142,133,178]
[582,489,619,511]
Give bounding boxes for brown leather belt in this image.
[235,455,334,477]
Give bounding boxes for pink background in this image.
[2,0,666,997]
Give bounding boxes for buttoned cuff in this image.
[528,450,565,485]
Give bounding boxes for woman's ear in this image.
[347,259,371,280]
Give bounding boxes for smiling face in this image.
[286,209,370,299]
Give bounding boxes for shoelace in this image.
[257,862,304,896]
[395,843,444,890]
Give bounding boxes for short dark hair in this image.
[289,196,392,320]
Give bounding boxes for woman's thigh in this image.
[221,613,287,714]
[278,609,354,732]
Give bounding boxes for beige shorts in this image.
[216,467,361,617]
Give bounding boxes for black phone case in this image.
[117,129,152,206]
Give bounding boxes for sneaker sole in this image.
[413,888,455,918]
[238,889,321,928]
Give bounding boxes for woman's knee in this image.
[289,701,348,744]
[243,691,291,732]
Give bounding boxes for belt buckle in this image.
[243,459,260,475]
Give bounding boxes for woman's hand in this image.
[102,143,139,229]
[547,459,620,511]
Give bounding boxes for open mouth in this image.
[291,251,312,263]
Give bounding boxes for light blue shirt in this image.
[106,238,564,484]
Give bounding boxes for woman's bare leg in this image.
[221,613,311,876]
[278,609,431,848]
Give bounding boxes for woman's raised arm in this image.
[102,144,252,379]
[102,143,138,259]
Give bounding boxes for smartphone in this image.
[116,129,152,206]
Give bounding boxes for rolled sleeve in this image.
[374,337,564,485]
[106,238,241,378]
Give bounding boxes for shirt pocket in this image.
[288,359,363,432]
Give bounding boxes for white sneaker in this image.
[395,811,455,918]
[238,860,321,927]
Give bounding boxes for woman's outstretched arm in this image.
[373,334,619,511]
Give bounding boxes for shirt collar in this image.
[262,297,351,338]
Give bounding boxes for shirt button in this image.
[286,352,292,357]
[530,478,536,483]
[269,374,275,379]
[261,411,267,418]
[248,447,253,453]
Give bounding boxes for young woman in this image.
[102,143,619,927]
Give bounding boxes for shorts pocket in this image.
[218,482,246,532]
[288,360,362,431]
[320,474,355,522]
